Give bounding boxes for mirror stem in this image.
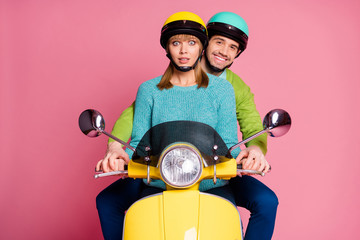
[227,129,268,155]
[101,131,136,152]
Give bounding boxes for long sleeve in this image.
[226,69,267,155]
[109,102,135,144]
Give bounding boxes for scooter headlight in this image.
[159,143,203,188]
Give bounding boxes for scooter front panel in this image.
[123,190,242,240]
[198,192,243,240]
[123,193,165,240]
[162,190,200,240]
[124,190,202,240]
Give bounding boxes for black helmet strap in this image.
[166,53,202,72]
[203,50,233,73]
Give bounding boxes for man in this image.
[97,12,278,240]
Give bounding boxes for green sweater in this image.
[110,68,267,154]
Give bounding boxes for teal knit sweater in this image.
[126,74,240,191]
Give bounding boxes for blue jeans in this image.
[96,176,277,240]
[229,176,278,240]
[96,178,143,240]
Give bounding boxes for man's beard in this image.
[204,51,232,73]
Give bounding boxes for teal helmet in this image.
[207,12,249,56]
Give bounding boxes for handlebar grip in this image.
[94,170,128,179]
[237,164,266,176]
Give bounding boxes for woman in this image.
[96,11,240,240]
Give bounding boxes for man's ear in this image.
[235,50,242,58]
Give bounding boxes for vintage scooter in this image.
[79,109,291,240]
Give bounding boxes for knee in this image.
[256,189,279,214]
[96,189,111,211]
[263,189,278,207]
[96,179,142,213]
[252,189,278,214]
[96,186,126,213]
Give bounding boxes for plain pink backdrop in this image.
[1,0,360,239]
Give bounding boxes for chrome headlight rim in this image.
[159,142,203,189]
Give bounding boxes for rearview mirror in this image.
[78,109,135,152]
[228,109,291,154]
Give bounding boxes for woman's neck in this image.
[170,70,197,87]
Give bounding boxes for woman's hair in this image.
[157,34,209,90]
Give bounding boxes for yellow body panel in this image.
[124,154,242,239]
[198,193,242,240]
[123,193,165,240]
[163,190,200,240]
[123,190,242,240]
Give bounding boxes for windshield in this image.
[132,121,232,167]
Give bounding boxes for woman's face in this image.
[168,35,201,68]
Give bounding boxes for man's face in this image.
[205,35,240,70]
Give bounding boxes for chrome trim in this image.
[237,169,265,177]
[147,164,151,184]
[213,164,217,184]
[94,170,128,179]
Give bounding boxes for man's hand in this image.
[96,141,130,173]
[235,145,270,174]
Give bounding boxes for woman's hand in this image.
[235,145,270,174]
[96,141,130,173]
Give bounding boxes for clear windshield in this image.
[132,121,231,167]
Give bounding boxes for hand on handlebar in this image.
[96,141,130,173]
[235,145,271,175]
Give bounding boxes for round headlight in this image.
[159,143,203,188]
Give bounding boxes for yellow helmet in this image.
[160,11,208,49]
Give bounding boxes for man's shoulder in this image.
[225,68,242,81]
[225,68,250,90]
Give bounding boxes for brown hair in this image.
[157,34,209,90]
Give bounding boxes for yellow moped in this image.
[79,109,291,240]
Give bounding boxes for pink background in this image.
[1,0,360,239]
